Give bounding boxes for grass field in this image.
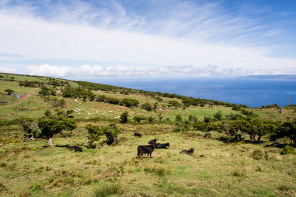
[1,127,295,197]
[0,73,295,196]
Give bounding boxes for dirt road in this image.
[0,92,35,109]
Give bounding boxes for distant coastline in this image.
[86,77,296,108]
[245,75,296,80]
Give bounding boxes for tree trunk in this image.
[48,138,53,146]
[257,135,261,142]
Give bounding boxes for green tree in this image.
[38,110,76,146]
[175,114,183,126]
[273,121,296,145]
[85,124,104,148]
[21,118,39,139]
[133,115,146,123]
[142,102,153,111]
[158,113,164,122]
[148,116,155,123]
[39,86,56,96]
[214,111,222,120]
[102,124,119,145]
[168,100,181,108]
[119,111,128,123]
[188,115,197,123]
[85,124,119,147]
[5,89,14,95]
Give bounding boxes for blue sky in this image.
[0,0,295,78]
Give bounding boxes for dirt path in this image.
[0,92,36,109]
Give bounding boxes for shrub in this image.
[214,111,222,120]
[85,124,119,146]
[281,145,296,155]
[93,182,124,197]
[0,182,8,192]
[203,116,211,123]
[133,116,146,123]
[251,149,268,160]
[0,162,7,168]
[5,89,14,95]
[31,182,42,191]
[278,184,291,191]
[175,114,183,126]
[119,111,128,123]
[144,164,172,176]
[232,169,246,177]
[120,98,139,108]
[141,102,153,111]
[188,115,197,123]
[148,116,155,123]
[38,86,56,96]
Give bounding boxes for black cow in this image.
[180,148,194,155]
[137,141,156,158]
[155,143,170,149]
[134,132,142,137]
[56,145,83,152]
[148,139,157,145]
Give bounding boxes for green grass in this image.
[0,73,296,196]
[1,123,296,196]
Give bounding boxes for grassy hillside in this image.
[0,73,295,196]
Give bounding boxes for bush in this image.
[93,182,124,197]
[251,149,268,160]
[38,86,56,96]
[141,102,153,111]
[148,116,155,123]
[175,114,183,126]
[188,115,197,123]
[5,89,14,95]
[232,169,246,177]
[214,111,222,120]
[119,111,128,123]
[281,145,296,155]
[204,116,211,123]
[144,164,172,176]
[120,98,139,108]
[133,116,146,123]
[85,124,119,146]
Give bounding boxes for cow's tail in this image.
[137,147,140,157]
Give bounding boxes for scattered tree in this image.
[85,124,119,147]
[37,110,76,146]
[5,89,14,95]
[214,111,222,120]
[119,111,128,123]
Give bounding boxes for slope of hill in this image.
[0,73,295,196]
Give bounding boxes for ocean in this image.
[73,77,296,108]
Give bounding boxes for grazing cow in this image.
[148,139,157,145]
[155,143,170,149]
[137,141,156,158]
[180,148,194,155]
[134,132,142,137]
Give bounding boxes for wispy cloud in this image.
[0,0,295,77]
[25,64,295,78]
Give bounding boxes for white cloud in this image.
[0,66,16,73]
[0,0,295,77]
[24,64,267,78]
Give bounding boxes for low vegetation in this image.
[0,73,295,196]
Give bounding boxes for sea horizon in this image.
[66,76,296,108]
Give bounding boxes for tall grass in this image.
[144,163,172,176]
[93,182,124,197]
